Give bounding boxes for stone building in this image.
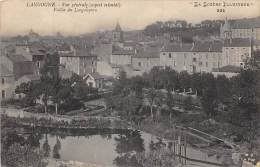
[96,61,120,78]
[59,49,97,76]
[1,54,36,79]
[0,64,15,101]
[160,41,223,73]
[110,47,135,65]
[132,48,160,73]
[222,38,251,67]
[220,17,260,40]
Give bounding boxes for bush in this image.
[60,98,84,113]
[183,96,193,111]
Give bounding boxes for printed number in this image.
[217,9,225,12]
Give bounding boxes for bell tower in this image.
[112,22,124,43]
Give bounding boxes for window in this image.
[206,62,208,67]
[2,78,4,85]
[169,53,172,58]
[193,58,197,62]
[37,61,40,68]
[2,90,5,99]
[138,62,141,67]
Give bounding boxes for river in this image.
[32,128,222,167]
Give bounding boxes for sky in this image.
[0,0,259,36]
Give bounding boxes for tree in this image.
[42,134,50,157]
[178,71,191,92]
[201,88,217,117]
[183,96,193,111]
[4,143,47,167]
[216,75,231,105]
[130,76,145,98]
[122,95,143,122]
[113,70,129,95]
[166,91,175,121]
[146,88,162,119]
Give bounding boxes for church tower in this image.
[112,22,124,43]
[220,17,232,39]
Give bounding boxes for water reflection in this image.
[42,134,50,157]
[53,136,61,159]
[5,127,222,167]
[113,130,144,167]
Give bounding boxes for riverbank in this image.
[130,118,236,165]
[0,107,251,166]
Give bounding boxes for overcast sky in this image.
[0,0,259,36]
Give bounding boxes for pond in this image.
[14,127,224,167]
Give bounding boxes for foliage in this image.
[183,96,193,111]
[3,143,47,167]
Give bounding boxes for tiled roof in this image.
[59,49,97,57]
[230,17,260,29]
[161,43,193,52]
[112,48,135,55]
[30,48,45,55]
[84,72,110,80]
[224,38,251,47]
[161,41,223,53]
[0,65,13,76]
[134,47,160,58]
[13,61,35,79]
[7,54,29,62]
[57,43,71,52]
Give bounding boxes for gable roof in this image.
[83,72,107,80]
[161,41,223,53]
[7,54,29,62]
[133,47,160,58]
[112,47,135,55]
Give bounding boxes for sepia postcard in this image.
[0,0,260,167]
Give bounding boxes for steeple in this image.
[115,21,122,32]
[112,21,124,43]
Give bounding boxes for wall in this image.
[160,51,222,73]
[132,57,159,73]
[212,72,239,78]
[60,57,80,75]
[222,47,251,67]
[110,54,132,65]
[78,56,97,76]
[0,75,15,101]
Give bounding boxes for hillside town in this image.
[1,16,260,167]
